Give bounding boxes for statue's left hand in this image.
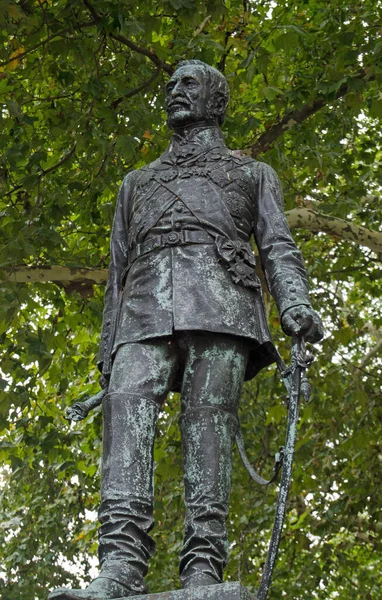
[65,388,107,422]
[66,402,91,422]
[281,305,324,343]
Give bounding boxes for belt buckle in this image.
[165,231,180,245]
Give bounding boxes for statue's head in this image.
[165,60,229,130]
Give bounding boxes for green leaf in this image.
[369,98,382,119]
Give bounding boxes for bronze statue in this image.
[49,60,323,600]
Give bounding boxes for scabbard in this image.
[257,336,304,600]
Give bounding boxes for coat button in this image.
[166,231,179,244]
[175,203,183,212]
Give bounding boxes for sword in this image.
[256,335,312,600]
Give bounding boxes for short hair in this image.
[175,60,230,125]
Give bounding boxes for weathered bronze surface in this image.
[51,581,254,600]
[49,60,323,600]
[115,581,255,599]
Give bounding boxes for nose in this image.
[171,80,184,97]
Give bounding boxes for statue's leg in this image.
[49,338,179,600]
[97,392,159,595]
[178,332,249,589]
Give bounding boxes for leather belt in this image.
[120,230,215,284]
[129,230,214,263]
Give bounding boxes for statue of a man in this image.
[50,60,323,600]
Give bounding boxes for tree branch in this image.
[356,336,382,371]
[83,0,173,75]
[2,143,76,198]
[0,23,94,68]
[110,68,161,109]
[0,31,67,68]
[250,69,376,156]
[109,33,173,75]
[3,265,107,283]
[1,3,173,76]
[188,15,212,47]
[3,266,108,296]
[40,143,76,177]
[286,208,382,255]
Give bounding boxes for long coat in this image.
[98,127,312,385]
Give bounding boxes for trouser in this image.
[98,331,249,590]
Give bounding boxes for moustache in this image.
[167,99,190,110]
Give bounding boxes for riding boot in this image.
[179,406,238,589]
[98,392,160,593]
[49,393,160,599]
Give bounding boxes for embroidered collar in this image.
[162,126,227,165]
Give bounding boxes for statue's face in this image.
[165,65,212,129]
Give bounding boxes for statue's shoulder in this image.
[252,160,283,189]
[226,149,257,172]
[128,159,161,177]
[228,149,255,162]
[141,157,163,171]
[121,168,141,187]
[121,158,162,190]
[228,153,281,183]
[222,150,257,181]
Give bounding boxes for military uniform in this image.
[94,126,313,594]
[99,126,311,379]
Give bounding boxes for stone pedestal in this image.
[115,582,255,600]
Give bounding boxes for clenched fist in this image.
[281,305,324,343]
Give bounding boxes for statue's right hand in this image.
[281,305,324,344]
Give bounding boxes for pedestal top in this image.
[115,582,255,600]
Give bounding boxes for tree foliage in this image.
[0,1,381,599]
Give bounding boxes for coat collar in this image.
[161,126,227,165]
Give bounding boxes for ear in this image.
[214,95,226,115]
[207,93,226,123]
